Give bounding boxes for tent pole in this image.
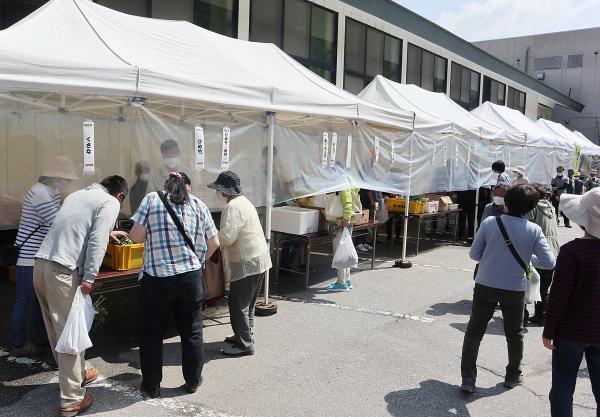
[395,132,414,269]
[256,111,278,316]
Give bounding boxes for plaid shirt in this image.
[131,192,218,278]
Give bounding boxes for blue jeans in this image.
[550,339,600,417]
[11,266,46,348]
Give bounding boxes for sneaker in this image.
[222,344,254,357]
[363,244,373,251]
[327,281,349,292]
[356,244,369,253]
[460,378,476,394]
[504,375,523,389]
[346,279,353,289]
[528,315,545,326]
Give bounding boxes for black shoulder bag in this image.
[495,216,529,276]
[0,224,43,267]
[156,191,208,300]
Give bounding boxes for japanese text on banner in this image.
[83,120,95,174]
[329,133,338,167]
[195,126,205,171]
[321,132,329,168]
[221,126,231,170]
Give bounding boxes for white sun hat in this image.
[559,188,600,239]
[41,155,79,180]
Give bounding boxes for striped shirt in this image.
[16,183,61,267]
[131,192,218,278]
[544,238,600,344]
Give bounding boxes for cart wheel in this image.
[255,301,278,316]
[393,259,413,269]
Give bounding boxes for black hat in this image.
[207,171,243,196]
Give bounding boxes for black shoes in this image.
[504,375,523,389]
[184,375,203,394]
[140,383,160,398]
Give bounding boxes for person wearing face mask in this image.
[34,175,129,416]
[585,169,600,192]
[525,183,559,326]
[129,161,151,214]
[551,166,571,227]
[481,185,507,222]
[207,171,271,357]
[9,156,78,358]
[149,139,182,193]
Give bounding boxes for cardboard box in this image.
[424,194,454,211]
[425,201,439,214]
[355,209,370,226]
[271,206,320,235]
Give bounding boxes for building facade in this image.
[0,0,583,122]
[475,27,600,144]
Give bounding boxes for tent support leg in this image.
[395,133,413,269]
[256,111,278,316]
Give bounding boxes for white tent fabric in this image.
[359,76,524,144]
[536,119,600,156]
[0,0,414,130]
[472,102,572,151]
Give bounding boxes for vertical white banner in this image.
[374,136,380,163]
[443,145,448,167]
[345,134,352,168]
[83,120,95,174]
[321,132,329,168]
[194,126,205,171]
[221,126,231,170]
[329,132,338,167]
[390,139,396,166]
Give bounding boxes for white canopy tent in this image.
[471,102,575,184]
[536,119,600,156]
[0,0,417,304]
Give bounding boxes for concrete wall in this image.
[475,27,600,144]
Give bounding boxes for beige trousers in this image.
[33,258,86,407]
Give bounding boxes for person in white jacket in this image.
[208,171,272,357]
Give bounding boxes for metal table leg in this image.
[274,233,281,285]
[371,225,377,270]
[416,216,422,255]
[305,238,312,289]
[453,212,458,245]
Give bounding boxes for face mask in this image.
[493,196,505,206]
[139,173,150,181]
[163,157,180,169]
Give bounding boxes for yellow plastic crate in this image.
[387,197,406,213]
[103,243,145,271]
[409,201,427,214]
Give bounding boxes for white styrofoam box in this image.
[271,206,320,235]
[426,201,439,214]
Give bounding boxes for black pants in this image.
[461,283,525,381]
[534,268,554,319]
[552,197,570,226]
[457,190,476,240]
[139,270,205,390]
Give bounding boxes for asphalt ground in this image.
[0,221,596,417]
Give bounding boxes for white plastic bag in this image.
[55,288,96,354]
[525,267,542,305]
[378,199,389,223]
[332,228,359,269]
[325,193,362,222]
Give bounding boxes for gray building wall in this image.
[475,27,600,144]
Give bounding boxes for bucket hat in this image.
[511,166,525,176]
[559,188,600,239]
[207,170,242,196]
[41,156,79,180]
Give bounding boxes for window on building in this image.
[507,86,526,114]
[1,0,47,28]
[193,0,238,38]
[342,18,402,94]
[482,76,506,106]
[406,43,447,93]
[249,0,337,83]
[95,0,151,16]
[449,62,480,110]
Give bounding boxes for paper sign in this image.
[321,132,329,168]
[391,139,396,166]
[329,132,338,167]
[83,120,95,174]
[221,126,230,169]
[443,145,448,167]
[194,126,205,171]
[345,134,352,168]
[374,137,380,163]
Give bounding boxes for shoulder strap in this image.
[157,191,196,253]
[495,216,528,273]
[15,224,44,248]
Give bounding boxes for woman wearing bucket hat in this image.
[9,155,78,357]
[543,188,600,417]
[511,166,529,186]
[208,171,272,357]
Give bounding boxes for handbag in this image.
[156,191,209,300]
[495,216,530,279]
[0,224,43,268]
[325,192,362,222]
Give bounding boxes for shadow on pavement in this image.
[385,379,506,417]
[450,317,507,336]
[426,300,472,317]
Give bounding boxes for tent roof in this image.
[471,102,573,151]
[0,0,413,130]
[358,76,524,143]
[536,119,600,156]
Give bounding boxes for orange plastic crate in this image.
[103,243,144,271]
